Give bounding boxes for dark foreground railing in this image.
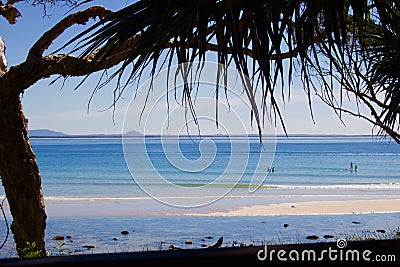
[1,239,399,267]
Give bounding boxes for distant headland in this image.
[28,129,143,138]
[28,129,370,139]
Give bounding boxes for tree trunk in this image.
[0,92,46,256]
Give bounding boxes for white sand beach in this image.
[185,199,400,216]
[40,195,400,217]
[4,187,399,217]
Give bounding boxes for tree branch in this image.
[330,104,400,143]
[0,1,21,24]
[0,6,142,96]
[42,51,130,77]
[6,0,24,4]
[320,89,400,144]
[28,6,112,59]
[1,33,140,95]
[42,36,139,77]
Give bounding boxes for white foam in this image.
[261,183,400,190]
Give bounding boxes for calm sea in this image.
[0,136,399,257]
[4,136,397,199]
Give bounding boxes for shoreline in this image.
[184,199,400,216]
[3,197,399,218]
[2,199,399,258]
[2,186,400,217]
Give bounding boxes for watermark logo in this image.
[336,238,347,249]
[257,238,396,262]
[122,62,276,207]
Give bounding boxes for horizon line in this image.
[28,129,376,138]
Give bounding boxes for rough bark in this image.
[0,92,46,257]
[0,6,133,256]
[0,37,6,76]
[0,1,21,24]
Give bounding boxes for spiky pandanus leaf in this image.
[60,0,399,142]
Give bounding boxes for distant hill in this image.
[28,129,143,138]
[124,130,143,137]
[28,129,363,138]
[29,129,69,137]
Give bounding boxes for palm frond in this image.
[60,0,399,142]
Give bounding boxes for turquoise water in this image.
[7,136,398,198]
[0,136,399,257]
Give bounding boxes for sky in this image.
[0,0,373,135]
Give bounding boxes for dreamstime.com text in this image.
[257,239,396,263]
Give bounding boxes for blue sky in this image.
[0,1,373,135]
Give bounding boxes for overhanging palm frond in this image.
[312,1,400,142]
[363,3,400,141]
[59,0,399,142]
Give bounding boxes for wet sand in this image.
[39,196,400,217]
[3,187,399,217]
[185,199,400,216]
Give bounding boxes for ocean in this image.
[13,136,400,199]
[0,136,399,257]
